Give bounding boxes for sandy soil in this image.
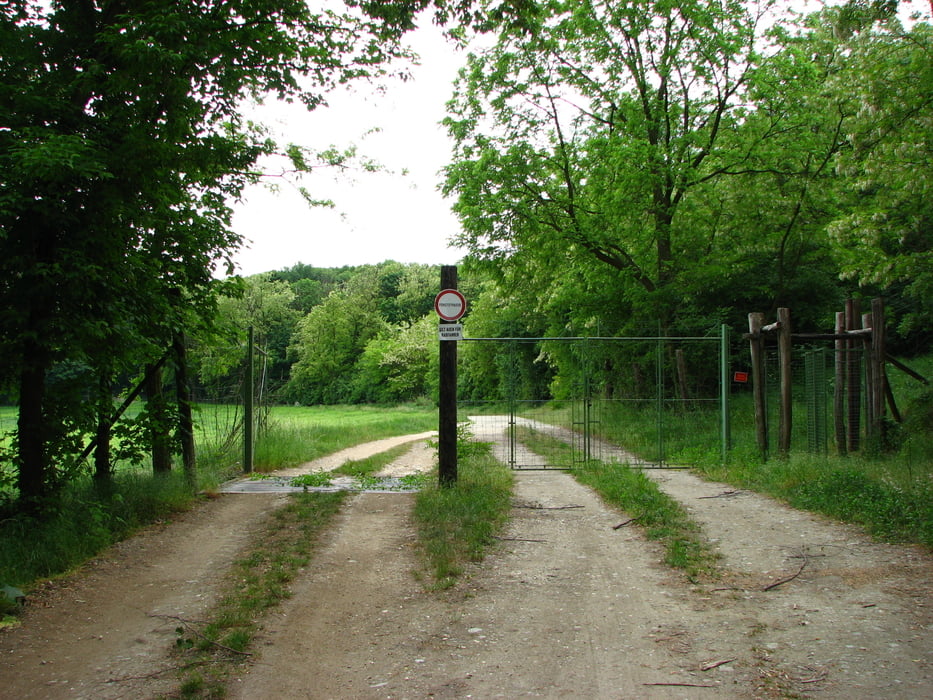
[1,418,930,699]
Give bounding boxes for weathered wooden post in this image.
[437,266,461,487]
[243,325,254,474]
[748,312,768,461]
[777,307,793,457]
[862,310,875,435]
[834,311,847,456]
[845,299,861,452]
[870,297,886,440]
[675,348,689,402]
[174,331,196,482]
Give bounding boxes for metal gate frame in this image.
[460,328,731,470]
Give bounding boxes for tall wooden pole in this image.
[174,331,196,484]
[777,307,793,457]
[870,297,886,440]
[845,298,861,452]
[438,266,458,486]
[748,312,768,461]
[244,325,254,474]
[834,311,847,456]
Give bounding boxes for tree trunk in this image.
[146,363,172,474]
[93,372,113,485]
[16,340,50,510]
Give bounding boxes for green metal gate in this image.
[459,329,731,470]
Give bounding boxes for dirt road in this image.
[1,421,930,699]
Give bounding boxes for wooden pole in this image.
[862,311,875,437]
[174,331,197,483]
[748,312,768,461]
[871,298,886,435]
[845,299,861,452]
[834,311,847,456]
[438,266,458,487]
[146,362,172,474]
[675,348,689,402]
[777,307,792,457]
[720,324,731,461]
[244,325,254,474]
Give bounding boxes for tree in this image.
[826,17,933,342]
[444,0,772,329]
[0,1,429,509]
[286,267,390,403]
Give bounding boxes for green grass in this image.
[516,426,719,582]
[0,469,207,589]
[332,441,417,477]
[698,454,933,547]
[522,353,933,549]
[0,404,437,595]
[173,491,347,697]
[250,405,435,472]
[413,440,514,589]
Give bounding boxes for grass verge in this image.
[172,491,347,698]
[413,441,513,589]
[517,426,719,582]
[332,441,416,477]
[698,455,933,548]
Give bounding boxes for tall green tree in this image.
[444,0,772,328]
[0,1,430,508]
[826,17,933,342]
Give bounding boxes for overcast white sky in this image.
[229,21,469,277]
[228,0,931,278]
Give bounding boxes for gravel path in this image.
[1,422,930,699]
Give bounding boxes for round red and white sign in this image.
[434,289,466,321]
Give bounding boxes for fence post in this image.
[243,325,254,474]
[834,311,847,456]
[720,324,731,463]
[845,299,861,452]
[777,307,792,457]
[871,298,886,440]
[748,312,768,461]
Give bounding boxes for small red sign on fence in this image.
[733,371,749,383]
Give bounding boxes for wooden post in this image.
[243,325,254,474]
[174,331,196,483]
[675,348,689,402]
[862,311,875,436]
[845,298,861,452]
[146,362,172,474]
[871,298,886,438]
[438,266,458,487]
[777,307,792,457]
[748,312,768,461]
[834,311,847,456]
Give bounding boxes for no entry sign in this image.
[434,289,466,321]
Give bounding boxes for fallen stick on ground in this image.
[762,554,809,592]
[613,517,641,529]
[643,682,717,688]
